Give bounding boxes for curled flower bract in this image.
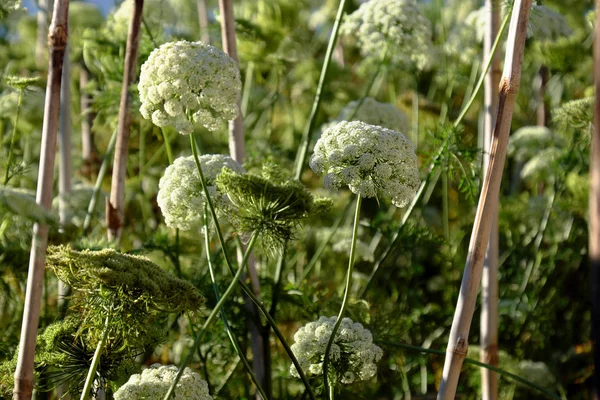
[289,316,383,384]
[157,154,245,231]
[340,0,433,69]
[139,41,242,134]
[310,121,420,207]
[114,364,213,400]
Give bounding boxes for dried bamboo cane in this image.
[590,2,600,397]
[35,0,52,68]
[218,0,245,162]
[107,0,144,242]
[217,2,267,397]
[437,2,531,398]
[480,0,501,399]
[197,0,210,44]
[80,65,97,178]
[13,0,70,398]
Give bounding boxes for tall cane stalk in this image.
[480,1,501,399]
[437,2,532,398]
[13,0,70,398]
[107,0,144,242]
[590,2,600,397]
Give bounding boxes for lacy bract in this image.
[290,316,383,384]
[340,0,433,70]
[310,121,420,207]
[157,154,245,231]
[139,41,241,134]
[114,364,213,400]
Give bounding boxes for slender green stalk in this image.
[381,341,561,400]
[328,380,335,400]
[323,196,362,399]
[189,132,317,400]
[161,128,181,277]
[269,245,287,316]
[4,89,23,185]
[442,144,450,242]
[203,211,269,400]
[162,128,174,164]
[164,232,258,400]
[80,314,111,400]
[83,128,118,232]
[453,9,511,129]
[294,0,348,180]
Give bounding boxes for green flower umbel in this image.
[216,165,331,250]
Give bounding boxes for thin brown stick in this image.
[218,0,245,162]
[590,1,600,397]
[480,0,501,398]
[35,0,52,68]
[107,0,144,242]
[437,2,532,399]
[13,0,69,398]
[80,65,98,179]
[197,0,210,44]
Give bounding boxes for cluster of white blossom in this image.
[520,147,562,182]
[114,364,213,400]
[529,3,572,42]
[289,316,383,384]
[516,360,556,388]
[444,6,486,64]
[108,0,175,37]
[139,41,241,134]
[329,97,410,134]
[310,121,420,207]
[1,0,22,15]
[340,0,433,70]
[157,154,245,231]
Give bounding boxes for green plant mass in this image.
[0,0,596,399]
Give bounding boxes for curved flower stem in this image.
[203,206,269,400]
[3,88,23,185]
[164,232,258,400]
[80,313,111,400]
[294,0,348,180]
[328,380,335,400]
[189,133,317,400]
[323,195,362,399]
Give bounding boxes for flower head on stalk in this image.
[114,364,213,400]
[289,316,383,385]
[138,41,242,134]
[340,0,433,70]
[216,163,331,252]
[157,154,245,231]
[310,121,420,207]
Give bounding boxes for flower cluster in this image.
[520,147,562,183]
[289,316,383,385]
[310,121,420,207]
[508,126,562,162]
[157,154,245,231]
[0,0,22,17]
[108,0,175,38]
[326,97,410,134]
[139,41,241,134]
[444,6,486,64]
[340,0,433,70]
[529,4,572,42]
[114,364,213,400]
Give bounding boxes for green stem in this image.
[323,196,362,399]
[269,245,287,317]
[83,128,118,233]
[203,208,269,400]
[453,9,511,128]
[162,128,174,164]
[381,341,561,400]
[164,232,259,400]
[4,89,23,185]
[189,132,317,400]
[441,144,450,242]
[161,128,181,277]
[294,0,348,180]
[328,380,335,400]
[80,313,111,400]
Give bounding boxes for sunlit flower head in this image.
[139,41,241,134]
[114,364,213,400]
[289,316,383,384]
[340,0,433,70]
[157,154,245,231]
[310,121,420,207]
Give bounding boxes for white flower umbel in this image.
[327,97,410,134]
[508,126,563,162]
[157,154,245,231]
[289,316,383,384]
[114,364,213,400]
[340,0,433,70]
[1,0,22,16]
[310,121,420,207]
[139,41,242,134]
